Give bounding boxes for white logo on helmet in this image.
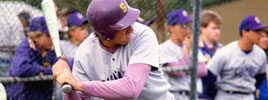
[77,13,83,20]
[255,17,260,24]
[182,11,188,17]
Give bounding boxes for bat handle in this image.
[57,56,73,93]
[63,83,73,93]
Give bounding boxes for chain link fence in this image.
[0,0,231,100]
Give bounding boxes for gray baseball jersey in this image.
[159,40,206,93]
[72,22,173,100]
[208,41,267,93]
[60,40,77,63]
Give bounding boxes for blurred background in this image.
[0,0,267,99]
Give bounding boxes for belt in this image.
[223,90,253,95]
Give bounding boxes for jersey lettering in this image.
[103,71,125,82]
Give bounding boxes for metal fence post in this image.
[190,0,202,100]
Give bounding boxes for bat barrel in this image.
[41,0,73,93]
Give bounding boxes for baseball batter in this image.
[159,8,207,100]
[52,0,174,100]
[207,15,267,100]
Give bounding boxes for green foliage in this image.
[9,0,232,21]
[54,0,91,15]
[203,0,234,7]
[2,0,42,9]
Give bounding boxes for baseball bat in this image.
[41,0,73,93]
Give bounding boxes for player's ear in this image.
[241,30,248,37]
[68,26,77,36]
[200,26,206,33]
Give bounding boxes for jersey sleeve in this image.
[128,27,159,68]
[159,45,169,65]
[207,49,226,76]
[9,47,42,77]
[198,49,207,63]
[258,54,267,74]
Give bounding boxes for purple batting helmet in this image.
[87,0,140,40]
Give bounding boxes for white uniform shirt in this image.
[72,22,173,100]
[60,40,77,61]
[159,40,206,91]
[208,41,267,92]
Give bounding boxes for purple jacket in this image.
[6,38,58,100]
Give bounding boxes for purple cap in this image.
[167,8,192,25]
[67,12,88,27]
[29,16,49,34]
[239,15,267,34]
[87,0,140,40]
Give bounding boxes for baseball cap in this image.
[67,12,88,27]
[239,15,267,34]
[29,16,49,34]
[167,8,192,26]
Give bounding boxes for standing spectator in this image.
[6,16,58,100]
[17,11,31,37]
[57,12,88,100]
[207,15,267,100]
[58,8,77,40]
[199,10,223,100]
[257,30,268,100]
[60,11,88,67]
[199,10,223,64]
[159,8,207,100]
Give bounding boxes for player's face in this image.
[60,16,68,28]
[71,25,89,43]
[170,23,191,41]
[112,25,133,45]
[201,22,221,41]
[258,32,268,49]
[34,33,53,50]
[247,30,263,44]
[18,17,29,27]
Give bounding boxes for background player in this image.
[52,0,174,99]
[6,16,58,100]
[256,30,268,100]
[207,15,267,100]
[60,11,88,67]
[17,10,31,37]
[199,10,223,63]
[159,8,207,100]
[57,12,88,100]
[199,10,223,100]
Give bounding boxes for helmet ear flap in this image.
[99,32,106,37]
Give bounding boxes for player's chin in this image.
[118,39,130,45]
[254,38,261,44]
[46,45,53,50]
